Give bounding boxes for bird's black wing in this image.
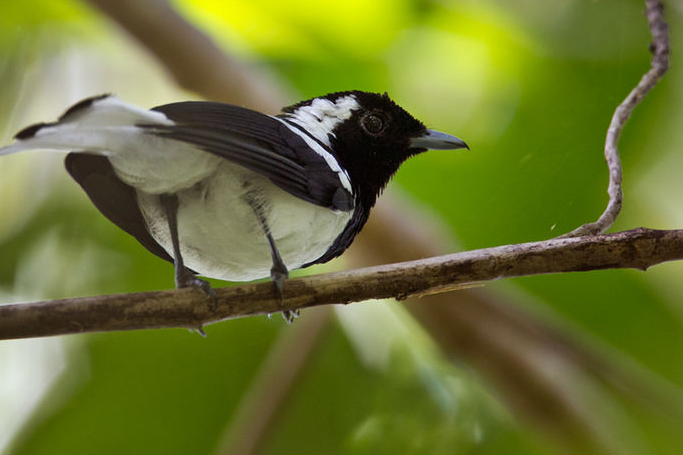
[146,102,353,211]
[65,153,175,265]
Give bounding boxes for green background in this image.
[0,0,682,454]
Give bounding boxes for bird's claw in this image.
[177,268,217,308]
[282,309,299,324]
[271,264,294,323]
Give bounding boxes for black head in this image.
[280,91,467,209]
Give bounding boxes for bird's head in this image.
[280,91,467,205]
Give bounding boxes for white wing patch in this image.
[283,95,360,147]
[272,116,352,193]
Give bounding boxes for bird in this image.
[0,91,468,321]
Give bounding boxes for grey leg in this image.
[246,193,296,323]
[160,193,215,298]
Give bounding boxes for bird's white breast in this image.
[136,161,353,281]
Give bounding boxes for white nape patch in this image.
[283,95,360,147]
[272,116,352,193]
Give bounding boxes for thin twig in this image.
[1,227,682,340]
[561,0,669,237]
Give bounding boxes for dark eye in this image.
[360,113,385,135]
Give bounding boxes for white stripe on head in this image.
[282,95,360,147]
[272,116,353,194]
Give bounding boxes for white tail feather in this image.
[1,126,146,157]
[0,142,27,156]
[0,95,173,157]
[0,94,221,194]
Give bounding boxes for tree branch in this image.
[561,0,669,237]
[1,227,682,340]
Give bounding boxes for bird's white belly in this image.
[136,162,353,281]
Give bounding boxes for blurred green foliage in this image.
[1,0,682,454]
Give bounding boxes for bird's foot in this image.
[177,267,216,302]
[271,264,295,323]
[282,309,300,324]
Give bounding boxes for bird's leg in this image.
[245,193,295,323]
[160,193,215,298]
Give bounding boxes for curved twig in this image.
[561,0,669,237]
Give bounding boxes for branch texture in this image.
[562,0,669,237]
[1,228,682,340]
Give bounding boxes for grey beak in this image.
[410,129,469,150]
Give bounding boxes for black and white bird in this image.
[0,91,467,320]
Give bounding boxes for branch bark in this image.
[1,227,682,340]
[561,0,669,237]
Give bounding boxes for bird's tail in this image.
[0,142,26,157]
[0,94,173,157]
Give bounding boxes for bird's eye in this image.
[360,113,385,136]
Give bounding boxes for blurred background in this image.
[0,0,682,454]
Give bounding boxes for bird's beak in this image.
[410,129,469,150]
